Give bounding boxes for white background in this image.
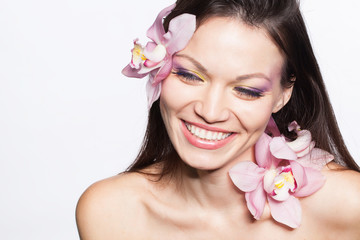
[0,0,359,239]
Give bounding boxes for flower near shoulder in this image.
[229,120,334,228]
[122,4,196,108]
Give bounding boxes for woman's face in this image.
[160,17,292,170]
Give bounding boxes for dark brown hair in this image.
[126,0,359,177]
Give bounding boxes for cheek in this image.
[233,99,275,132]
[160,75,196,112]
[160,76,181,111]
[159,76,189,129]
[235,81,285,132]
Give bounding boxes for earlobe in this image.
[272,85,294,113]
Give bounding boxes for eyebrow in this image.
[174,54,208,74]
[236,73,271,82]
[174,53,271,82]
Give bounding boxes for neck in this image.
[178,146,255,210]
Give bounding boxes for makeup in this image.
[233,86,265,100]
[173,54,274,101]
[172,68,204,82]
[172,60,207,82]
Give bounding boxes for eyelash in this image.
[172,69,203,82]
[173,69,264,100]
[234,87,264,99]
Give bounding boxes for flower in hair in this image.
[229,119,334,228]
[122,4,196,108]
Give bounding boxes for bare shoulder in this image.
[304,161,360,237]
[76,172,155,240]
[321,162,360,215]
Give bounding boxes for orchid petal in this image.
[137,62,163,74]
[144,44,167,63]
[286,129,314,157]
[144,59,161,68]
[229,162,266,192]
[270,137,297,161]
[294,167,326,197]
[245,183,267,220]
[271,187,291,201]
[146,4,175,44]
[146,76,161,108]
[290,161,306,190]
[265,117,281,137]
[121,64,148,78]
[287,121,300,132]
[263,169,277,193]
[152,58,173,85]
[297,148,334,171]
[145,57,173,108]
[163,14,196,55]
[268,195,302,228]
[295,141,315,158]
[144,41,157,52]
[255,133,273,168]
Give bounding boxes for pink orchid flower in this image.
[122,4,196,108]
[229,120,333,228]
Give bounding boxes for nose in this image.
[194,85,230,123]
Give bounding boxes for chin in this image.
[174,144,247,172]
[176,131,261,173]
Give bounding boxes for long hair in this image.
[126,0,359,177]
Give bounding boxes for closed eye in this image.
[234,87,264,100]
[172,69,204,83]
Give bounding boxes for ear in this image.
[272,85,294,113]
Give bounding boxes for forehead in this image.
[178,17,284,80]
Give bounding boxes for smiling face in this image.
[159,17,292,171]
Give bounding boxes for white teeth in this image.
[195,127,200,136]
[184,122,232,141]
[206,131,212,140]
[213,132,218,139]
[199,129,206,138]
[191,125,195,134]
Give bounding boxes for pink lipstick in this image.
[180,120,236,150]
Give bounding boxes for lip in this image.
[180,120,237,150]
[184,120,233,133]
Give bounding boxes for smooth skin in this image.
[76,17,360,239]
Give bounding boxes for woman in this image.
[76,0,360,239]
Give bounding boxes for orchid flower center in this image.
[274,170,295,191]
[131,42,167,70]
[131,43,146,69]
[264,166,297,201]
[134,45,146,60]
